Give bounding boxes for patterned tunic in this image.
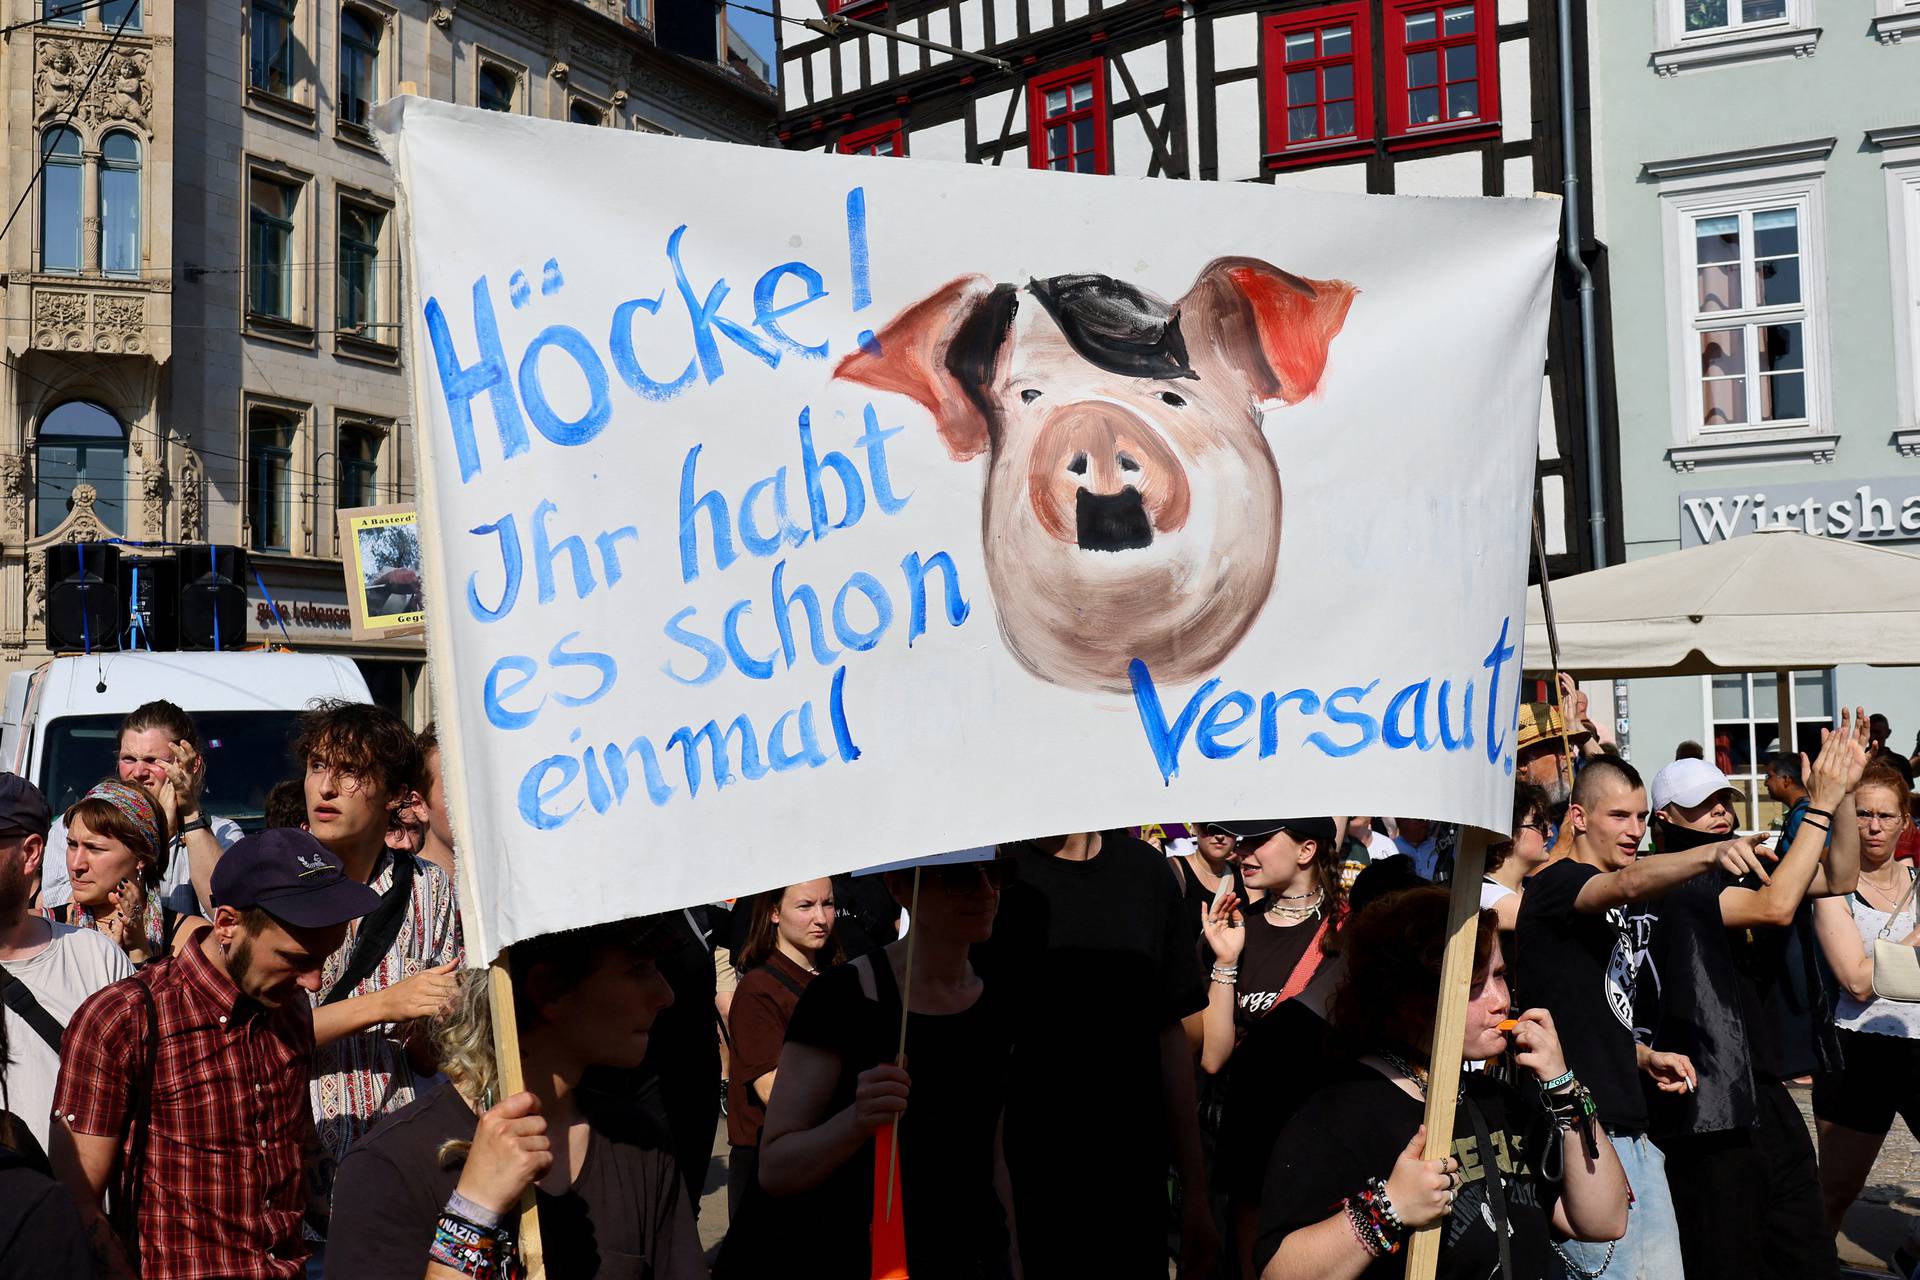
[307,849,461,1218]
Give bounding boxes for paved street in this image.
[692,1088,1920,1276]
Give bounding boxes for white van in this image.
[0,651,372,832]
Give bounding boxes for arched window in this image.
[40,127,83,273]
[339,6,380,127]
[569,100,603,126]
[100,131,141,277]
[36,401,127,534]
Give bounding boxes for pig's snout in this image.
[1027,404,1191,551]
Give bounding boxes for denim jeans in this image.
[1557,1131,1683,1280]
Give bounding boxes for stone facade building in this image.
[8,0,773,715]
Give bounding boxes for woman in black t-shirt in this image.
[1257,888,1628,1280]
[743,857,1016,1280]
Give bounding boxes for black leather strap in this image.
[1464,1094,1514,1280]
[320,852,416,1006]
[0,963,65,1053]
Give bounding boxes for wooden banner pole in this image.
[488,954,545,1277]
[883,864,922,1219]
[1404,826,1493,1280]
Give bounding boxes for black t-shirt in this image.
[1628,854,1758,1137]
[1217,1000,1358,1204]
[326,1082,702,1280]
[0,1145,92,1280]
[1255,1072,1562,1280]
[1235,909,1323,1027]
[716,955,1011,1280]
[980,832,1209,1274]
[1514,859,1647,1132]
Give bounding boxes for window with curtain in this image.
[40,127,83,273]
[337,202,383,333]
[36,401,127,535]
[99,131,141,277]
[248,409,297,552]
[339,6,380,127]
[249,174,299,320]
[338,425,380,511]
[251,0,298,97]
[478,64,517,112]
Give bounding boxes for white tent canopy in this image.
[1524,529,1920,680]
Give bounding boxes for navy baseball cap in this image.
[210,828,381,928]
[0,774,51,838]
[1209,818,1340,849]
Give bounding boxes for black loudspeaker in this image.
[119,555,179,651]
[175,545,249,651]
[46,542,122,652]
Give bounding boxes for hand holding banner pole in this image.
[487,956,545,1277]
[1404,826,1492,1280]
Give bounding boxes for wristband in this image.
[1541,1068,1576,1092]
[1802,818,1831,833]
[446,1189,504,1230]
[1805,807,1834,820]
[178,815,211,834]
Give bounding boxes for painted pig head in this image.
[836,258,1356,694]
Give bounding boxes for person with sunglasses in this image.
[1481,783,1553,934]
[724,855,1015,1280]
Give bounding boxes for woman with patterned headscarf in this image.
[63,779,206,965]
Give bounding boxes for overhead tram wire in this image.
[725,0,1012,72]
[0,1,140,256]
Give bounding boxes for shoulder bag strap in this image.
[0,963,66,1053]
[762,963,808,1001]
[1876,867,1920,941]
[111,980,160,1255]
[1463,1094,1514,1280]
[320,852,416,1006]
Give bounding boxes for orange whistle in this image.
[1497,1019,1520,1033]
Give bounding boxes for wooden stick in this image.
[1404,827,1493,1280]
[884,864,922,1220]
[488,954,544,1276]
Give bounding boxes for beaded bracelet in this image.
[1341,1178,1408,1257]
[1344,1198,1395,1257]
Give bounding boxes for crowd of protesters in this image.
[1,691,1917,1278]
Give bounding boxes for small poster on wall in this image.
[337,503,426,640]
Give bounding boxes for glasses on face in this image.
[1858,811,1904,827]
[1519,820,1552,837]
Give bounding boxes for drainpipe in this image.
[1557,0,1606,572]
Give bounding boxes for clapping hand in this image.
[1805,706,1871,810]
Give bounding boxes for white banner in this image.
[377,98,1560,960]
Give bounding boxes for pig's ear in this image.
[1177,258,1357,404]
[834,274,1015,461]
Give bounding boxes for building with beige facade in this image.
[7,0,773,716]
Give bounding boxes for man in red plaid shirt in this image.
[48,827,379,1279]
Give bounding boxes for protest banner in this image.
[337,503,426,639]
[375,97,1559,963]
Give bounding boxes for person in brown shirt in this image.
[724,877,841,1217]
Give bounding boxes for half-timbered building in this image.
[770,0,1618,577]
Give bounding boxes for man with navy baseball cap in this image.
[51,827,382,1280]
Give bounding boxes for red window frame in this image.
[838,120,906,157]
[1027,59,1110,175]
[1262,4,1374,167]
[1384,0,1499,146]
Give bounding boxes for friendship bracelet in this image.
[429,1211,509,1279]
[1541,1068,1576,1093]
[1364,1176,1407,1233]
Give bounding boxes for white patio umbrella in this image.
[1523,528,1920,754]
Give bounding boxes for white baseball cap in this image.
[1650,757,1744,814]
